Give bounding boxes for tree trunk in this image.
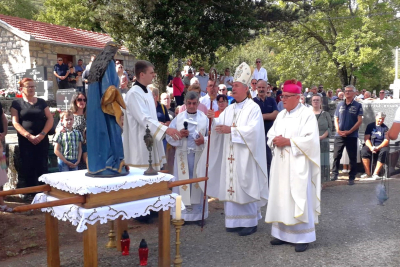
[150,53,170,93]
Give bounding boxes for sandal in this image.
[0,205,13,212]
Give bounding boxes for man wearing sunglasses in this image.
[195,66,208,96]
[249,79,258,98]
[253,80,278,177]
[53,58,70,89]
[252,58,268,82]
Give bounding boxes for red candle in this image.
[138,239,149,266]
[121,230,130,256]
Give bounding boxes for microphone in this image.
[184,121,188,138]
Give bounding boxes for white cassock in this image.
[266,103,321,243]
[167,111,208,221]
[197,98,269,228]
[123,84,167,169]
[199,94,218,111]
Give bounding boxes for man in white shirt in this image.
[196,66,209,96]
[252,58,268,82]
[250,79,258,98]
[199,80,219,111]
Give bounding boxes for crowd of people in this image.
[4,50,400,253]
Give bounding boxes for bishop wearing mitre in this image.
[266,79,321,253]
[197,62,268,236]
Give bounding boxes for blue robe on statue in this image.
[86,60,127,176]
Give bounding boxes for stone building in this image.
[0,14,135,91]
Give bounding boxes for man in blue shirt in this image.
[331,85,363,185]
[253,79,278,177]
[75,59,85,73]
[360,112,389,179]
[53,58,70,89]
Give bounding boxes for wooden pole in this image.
[201,68,217,230]
[12,195,85,213]
[0,184,51,197]
[168,177,208,188]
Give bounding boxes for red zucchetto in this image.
[283,79,302,94]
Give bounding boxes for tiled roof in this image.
[0,14,129,52]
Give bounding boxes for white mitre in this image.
[233,62,252,86]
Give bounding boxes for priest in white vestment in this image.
[167,91,208,224]
[265,79,321,253]
[123,60,182,170]
[199,80,219,111]
[197,62,268,236]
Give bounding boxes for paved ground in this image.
[1,177,399,267]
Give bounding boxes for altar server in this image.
[123,60,181,170]
[167,91,208,224]
[197,62,268,236]
[266,79,321,252]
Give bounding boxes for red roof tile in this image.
[0,14,129,52]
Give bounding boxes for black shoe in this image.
[226,227,243,232]
[295,243,309,252]
[330,174,338,181]
[238,226,257,236]
[348,180,355,185]
[270,238,289,245]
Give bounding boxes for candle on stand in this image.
[175,195,182,220]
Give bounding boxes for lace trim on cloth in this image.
[38,169,173,195]
[32,193,183,233]
[272,222,315,234]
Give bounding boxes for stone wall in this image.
[0,27,30,90]
[29,41,136,94]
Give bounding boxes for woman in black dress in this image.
[11,78,54,188]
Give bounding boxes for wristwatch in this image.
[40,131,46,136]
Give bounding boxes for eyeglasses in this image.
[58,59,63,61]
[280,94,298,100]
[256,61,261,63]
[77,98,87,102]
[266,92,271,94]
[251,82,257,85]
[24,86,36,89]
[199,69,205,71]
[219,89,226,91]
[380,92,385,94]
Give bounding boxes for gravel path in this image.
[1,178,400,267]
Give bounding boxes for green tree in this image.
[0,0,39,19]
[260,0,400,89]
[92,0,260,91]
[36,0,101,31]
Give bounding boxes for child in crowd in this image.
[54,111,83,172]
[76,71,84,94]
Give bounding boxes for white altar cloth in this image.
[38,168,174,195]
[32,193,184,233]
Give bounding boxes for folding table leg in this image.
[46,213,60,267]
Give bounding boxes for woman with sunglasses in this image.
[11,78,54,192]
[55,93,88,165]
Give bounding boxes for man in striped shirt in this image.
[54,111,83,172]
